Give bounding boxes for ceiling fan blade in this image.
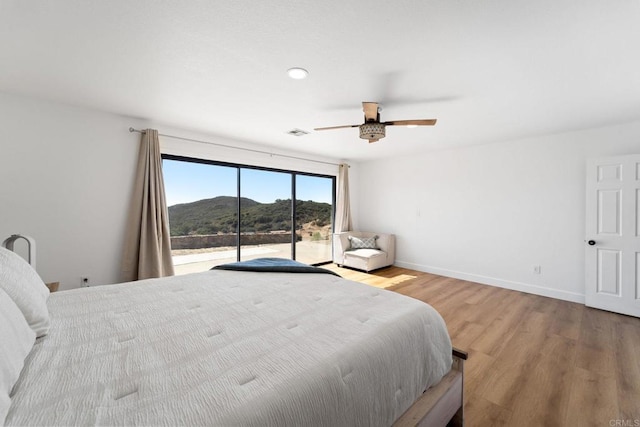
[368,139,380,143]
[314,124,360,131]
[382,119,437,126]
[362,102,379,122]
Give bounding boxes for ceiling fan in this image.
[314,102,437,143]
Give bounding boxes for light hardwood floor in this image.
[325,264,640,427]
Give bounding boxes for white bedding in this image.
[6,270,452,426]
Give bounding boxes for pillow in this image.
[348,235,379,250]
[0,247,50,337]
[0,287,36,425]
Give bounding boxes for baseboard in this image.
[394,260,585,304]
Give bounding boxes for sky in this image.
[163,159,334,207]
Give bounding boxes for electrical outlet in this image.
[533,266,542,274]
[81,276,90,287]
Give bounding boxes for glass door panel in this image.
[295,175,333,264]
[239,168,292,261]
[163,159,238,274]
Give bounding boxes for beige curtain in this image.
[334,163,352,232]
[121,129,175,281]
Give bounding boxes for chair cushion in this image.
[348,235,378,249]
[344,248,385,260]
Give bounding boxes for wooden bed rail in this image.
[452,347,468,361]
[393,347,468,427]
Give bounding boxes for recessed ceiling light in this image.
[287,67,309,79]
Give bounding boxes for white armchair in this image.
[333,231,395,272]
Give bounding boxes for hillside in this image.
[168,196,331,236]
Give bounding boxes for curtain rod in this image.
[128,127,347,168]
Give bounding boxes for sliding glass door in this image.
[162,155,335,274]
[239,168,292,261]
[162,159,238,275]
[294,174,334,265]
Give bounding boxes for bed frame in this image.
[394,347,468,427]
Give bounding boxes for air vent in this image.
[286,128,309,137]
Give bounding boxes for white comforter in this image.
[7,270,452,426]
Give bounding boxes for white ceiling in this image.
[1,1,639,162]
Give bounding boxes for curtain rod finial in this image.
[129,127,135,132]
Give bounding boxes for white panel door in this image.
[585,155,640,317]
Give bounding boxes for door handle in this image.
[587,240,596,246]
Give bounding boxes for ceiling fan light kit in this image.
[360,123,385,142]
[314,101,436,143]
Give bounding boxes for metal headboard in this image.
[2,234,36,268]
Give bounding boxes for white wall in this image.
[355,121,640,303]
[159,129,343,178]
[0,92,348,290]
[0,92,139,290]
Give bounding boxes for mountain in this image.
[168,196,331,236]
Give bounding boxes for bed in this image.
[1,251,466,426]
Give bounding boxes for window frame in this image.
[162,154,336,266]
